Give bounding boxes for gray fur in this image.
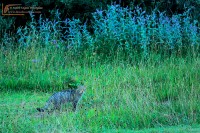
[37,85,86,112]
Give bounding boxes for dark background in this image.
[1,0,200,36]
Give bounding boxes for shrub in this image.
[1,4,199,57]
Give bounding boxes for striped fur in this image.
[37,85,86,112]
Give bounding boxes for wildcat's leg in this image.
[72,101,78,112]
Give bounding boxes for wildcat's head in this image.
[76,85,86,94]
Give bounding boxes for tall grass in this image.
[0,46,84,92]
[0,46,200,131]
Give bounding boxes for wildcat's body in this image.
[37,85,86,112]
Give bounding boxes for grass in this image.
[0,46,200,132]
[1,91,200,133]
[0,91,200,132]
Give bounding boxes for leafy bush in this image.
[1,4,199,57]
[92,5,199,56]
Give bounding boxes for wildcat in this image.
[37,85,86,112]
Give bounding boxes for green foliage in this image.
[155,0,200,21]
[0,10,16,43]
[0,16,15,32]
[0,49,200,131]
[2,4,199,58]
[0,2,200,132]
[0,47,83,92]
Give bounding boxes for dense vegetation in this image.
[1,53,200,132]
[1,0,200,38]
[0,2,200,132]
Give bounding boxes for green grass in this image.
[0,90,200,132]
[0,46,200,132]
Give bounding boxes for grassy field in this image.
[0,47,200,132]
